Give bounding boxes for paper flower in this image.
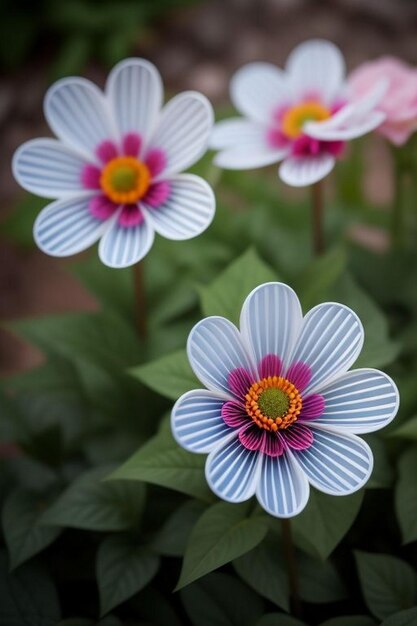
[13,59,215,268]
[210,39,386,187]
[172,282,399,518]
[349,56,417,146]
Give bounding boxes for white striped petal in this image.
[289,303,364,395]
[315,369,399,434]
[292,427,373,495]
[44,78,116,161]
[206,434,262,503]
[230,62,289,123]
[187,317,255,398]
[142,174,215,241]
[34,196,107,257]
[13,139,87,199]
[256,452,310,518]
[150,91,214,177]
[240,282,303,373]
[279,154,335,187]
[171,390,231,453]
[106,58,163,146]
[98,213,154,268]
[286,39,345,105]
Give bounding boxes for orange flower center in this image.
[281,101,331,139]
[100,156,151,204]
[245,376,303,431]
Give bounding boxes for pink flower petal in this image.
[221,401,248,428]
[145,148,167,177]
[299,394,325,421]
[88,195,117,221]
[96,140,118,164]
[81,164,101,190]
[286,361,311,392]
[281,423,314,451]
[122,132,142,157]
[228,367,253,399]
[118,204,145,228]
[143,181,171,208]
[239,423,285,457]
[258,354,282,378]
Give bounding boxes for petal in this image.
[171,389,231,453]
[221,401,248,429]
[315,369,399,434]
[281,423,314,451]
[149,91,214,176]
[240,282,303,376]
[13,138,87,199]
[34,196,107,257]
[291,426,373,495]
[44,77,116,160]
[230,62,289,123]
[286,361,312,392]
[142,174,215,241]
[259,354,282,379]
[98,210,154,268]
[106,58,163,145]
[279,154,335,187]
[289,303,364,395]
[228,368,253,399]
[256,452,310,518]
[239,424,284,457]
[299,394,325,420]
[187,317,255,398]
[286,39,345,105]
[205,434,262,503]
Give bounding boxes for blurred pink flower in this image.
[349,57,417,146]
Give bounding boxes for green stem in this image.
[311,180,325,256]
[133,261,147,339]
[281,518,302,618]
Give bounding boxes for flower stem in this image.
[311,180,324,256]
[133,261,147,339]
[281,518,302,618]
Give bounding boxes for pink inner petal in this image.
[299,394,325,421]
[258,354,282,378]
[81,164,101,190]
[267,127,290,149]
[291,135,346,158]
[239,424,285,457]
[221,401,248,429]
[281,423,314,451]
[261,431,285,457]
[286,362,312,392]
[89,195,117,221]
[118,204,145,228]
[228,367,253,399]
[145,148,167,177]
[122,133,142,157]
[96,140,118,164]
[143,181,171,208]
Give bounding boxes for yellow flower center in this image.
[245,376,303,431]
[281,101,331,139]
[100,156,151,204]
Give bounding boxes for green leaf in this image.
[130,349,198,401]
[296,246,347,310]
[297,551,347,604]
[320,618,376,626]
[135,586,183,626]
[151,500,207,557]
[292,488,364,560]
[355,551,417,619]
[110,426,212,501]
[395,446,417,544]
[180,572,264,626]
[0,193,43,248]
[256,616,307,626]
[41,466,146,531]
[199,248,278,324]
[97,535,159,616]
[390,416,417,441]
[177,501,268,589]
[233,536,289,611]
[2,488,61,569]
[381,608,417,626]
[364,434,394,489]
[0,551,61,624]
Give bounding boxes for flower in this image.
[171,282,399,518]
[349,56,417,146]
[210,39,386,187]
[13,59,215,268]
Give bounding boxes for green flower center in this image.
[109,166,138,192]
[257,387,290,419]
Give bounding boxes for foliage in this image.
[1,148,416,624]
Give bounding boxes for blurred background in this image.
[0,0,415,375]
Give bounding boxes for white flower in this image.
[13,59,215,268]
[210,39,386,187]
[171,282,399,518]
